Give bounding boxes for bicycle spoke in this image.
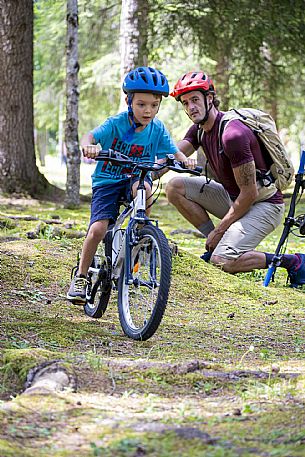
[83,248,112,318]
[118,225,171,340]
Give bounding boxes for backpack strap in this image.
[197,126,204,145]
[218,118,229,153]
[232,108,247,120]
[196,126,212,192]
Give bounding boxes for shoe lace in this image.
[74,276,87,293]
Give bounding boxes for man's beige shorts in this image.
[184,176,285,260]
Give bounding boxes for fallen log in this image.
[0,213,62,224]
[26,223,86,239]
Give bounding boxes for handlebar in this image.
[95,149,132,165]
[164,154,202,175]
[95,150,202,176]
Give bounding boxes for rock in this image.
[23,360,77,395]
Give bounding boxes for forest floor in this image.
[1,190,305,457]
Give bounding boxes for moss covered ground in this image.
[0,191,305,456]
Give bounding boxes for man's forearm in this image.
[174,150,189,162]
[216,191,257,234]
[216,161,258,233]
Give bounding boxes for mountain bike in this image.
[76,150,201,340]
[264,149,305,287]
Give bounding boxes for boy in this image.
[67,66,195,303]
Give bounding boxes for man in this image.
[166,71,305,287]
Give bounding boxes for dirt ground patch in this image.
[1,196,305,456]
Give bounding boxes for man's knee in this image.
[165,177,185,203]
[210,254,235,273]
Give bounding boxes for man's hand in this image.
[82,144,100,159]
[182,156,197,169]
[174,150,197,169]
[205,227,225,252]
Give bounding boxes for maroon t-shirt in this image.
[184,111,283,203]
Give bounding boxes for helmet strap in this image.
[122,94,143,142]
[198,94,213,126]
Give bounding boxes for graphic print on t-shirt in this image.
[100,137,153,179]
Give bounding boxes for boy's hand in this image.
[82,144,100,159]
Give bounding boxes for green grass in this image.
[1,181,305,456]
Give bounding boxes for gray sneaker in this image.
[67,275,87,303]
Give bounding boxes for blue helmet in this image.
[122,66,169,97]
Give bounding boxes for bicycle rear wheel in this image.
[117,225,172,340]
[84,234,112,318]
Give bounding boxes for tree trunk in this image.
[0,0,57,198]
[215,53,231,112]
[119,0,149,111]
[261,43,278,124]
[64,0,80,208]
[264,77,278,123]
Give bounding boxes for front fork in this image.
[124,183,147,285]
[124,218,142,285]
[116,179,157,285]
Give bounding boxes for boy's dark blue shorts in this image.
[90,177,152,226]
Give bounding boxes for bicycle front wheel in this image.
[118,225,172,340]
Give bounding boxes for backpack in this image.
[218,108,294,192]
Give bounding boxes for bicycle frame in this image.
[88,171,153,288]
[87,150,202,291]
[113,185,147,282]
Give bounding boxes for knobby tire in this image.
[117,225,172,340]
[84,237,112,318]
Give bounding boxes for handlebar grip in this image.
[185,164,202,175]
[176,162,203,173]
[95,149,112,160]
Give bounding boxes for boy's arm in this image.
[80,132,100,158]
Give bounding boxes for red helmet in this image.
[170,71,215,100]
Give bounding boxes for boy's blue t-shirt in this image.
[91,111,178,188]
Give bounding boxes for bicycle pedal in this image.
[71,299,86,306]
